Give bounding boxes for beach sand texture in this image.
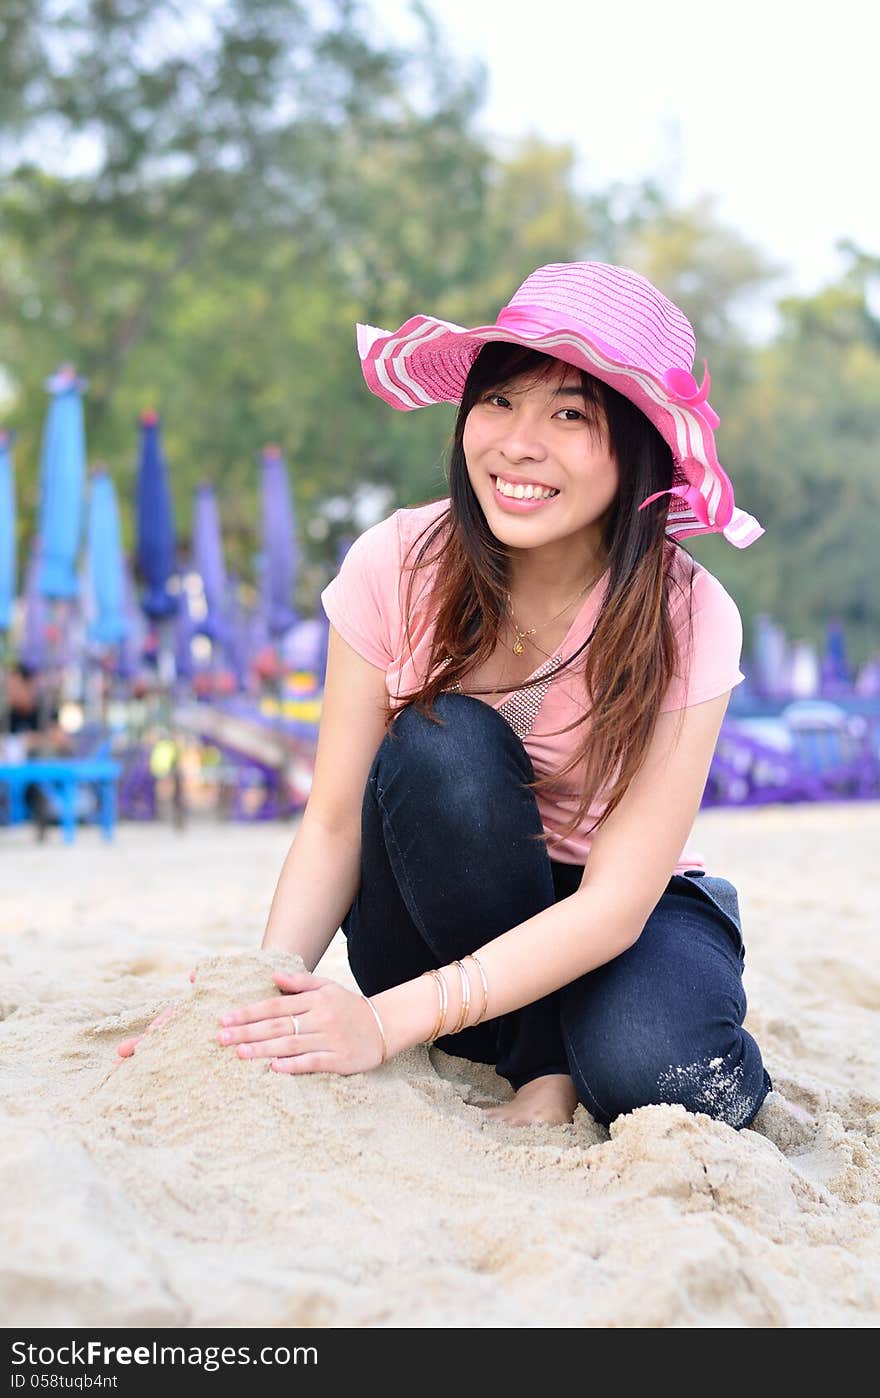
[1,804,878,1328]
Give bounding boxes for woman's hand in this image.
[115,968,197,1059]
[216,969,386,1075]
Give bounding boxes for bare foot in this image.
[481,1073,579,1127]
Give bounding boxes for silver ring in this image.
[289,1015,300,1037]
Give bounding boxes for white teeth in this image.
[494,476,559,500]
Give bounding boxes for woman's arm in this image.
[263,621,391,966]
[370,691,733,1058]
[118,620,383,1060]
[262,812,362,969]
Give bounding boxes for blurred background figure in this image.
[2,659,84,837]
[4,661,72,758]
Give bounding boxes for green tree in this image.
[0,0,483,565]
[720,244,880,664]
[1,1,875,673]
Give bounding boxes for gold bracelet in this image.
[361,994,388,1065]
[422,968,448,1044]
[451,959,471,1034]
[423,969,443,1043]
[466,953,489,1025]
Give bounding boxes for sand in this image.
[0,804,878,1328]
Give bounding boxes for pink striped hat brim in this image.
[356,316,763,549]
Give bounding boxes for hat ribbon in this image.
[637,475,734,532]
[494,304,566,336]
[662,361,720,430]
[639,481,704,523]
[493,304,627,370]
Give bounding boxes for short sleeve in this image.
[659,568,746,712]
[320,511,401,671]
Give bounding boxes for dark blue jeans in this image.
[342,692,772,1130]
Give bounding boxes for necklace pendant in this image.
[513,640,524,655]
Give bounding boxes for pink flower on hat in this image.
[662,361,721,431]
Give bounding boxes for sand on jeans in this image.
[0,804,878,1328]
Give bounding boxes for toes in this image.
[481,1106,533,1127]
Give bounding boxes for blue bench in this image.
[0,757,121,843]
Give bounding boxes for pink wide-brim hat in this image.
[356,261,763,549]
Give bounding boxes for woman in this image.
[119,261,773,1132]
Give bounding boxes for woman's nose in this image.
[498,413,548,463]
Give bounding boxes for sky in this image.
[377,0,879,322]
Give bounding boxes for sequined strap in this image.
[444,654,561,742]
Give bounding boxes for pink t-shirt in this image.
[320,497,745,871]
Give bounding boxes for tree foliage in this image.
[0,1,876,661]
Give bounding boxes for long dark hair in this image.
[380,341,696,847]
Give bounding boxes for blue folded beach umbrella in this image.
[192,482,229,644]
[751,614,790,699]
[821,619,851,689]
[260,445,298,638]
[86,469,130,647]
[0,429,16,632]
[19,540,48,672]
[136,409,179,621]
[36,365,87,601]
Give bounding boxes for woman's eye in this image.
[479,396,585,419]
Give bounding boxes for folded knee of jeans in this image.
[571,1034,764,1130]
[375,702,526,812]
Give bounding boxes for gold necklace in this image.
[505,570,600,656]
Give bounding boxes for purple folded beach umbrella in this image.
[260,445,298,638]
[19,540,49,672]
[114,560,148,682]
[0,430,16,733]
[37,365,87,601]
[821,620,851,691]
[0,429,16,632]
[192,482,229,644]
[225,577,252,689]
[174,586,195,682]
[136,409,179,622]
[752,614,790,699]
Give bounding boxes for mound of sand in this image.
[0,814,877,1327]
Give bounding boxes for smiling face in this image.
[463,357,620,574]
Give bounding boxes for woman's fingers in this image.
[146,1004,177,1033]
[231,1030,324,1060]
[218,995,290,1027]
[116,1002,178,1059]
[273,970,331,993]
[216,972,335,1031]
[115,967,194,1062]
[217,1014,309,1046]
[271,1051,336,1074]
[219,990,318,1028]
